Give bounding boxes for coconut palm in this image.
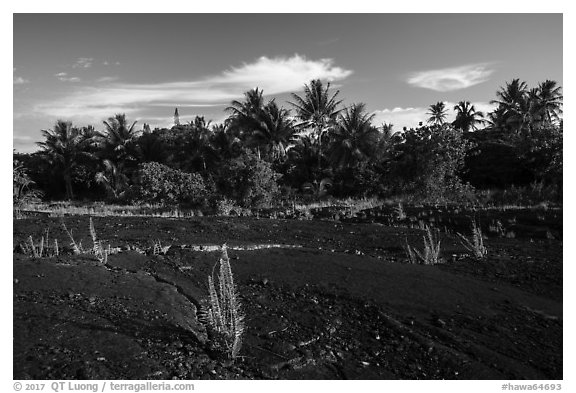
[485,106,508,131]
[226,88,266,141]
[426,102,448,126]
[290,79,343,171]
[210,123,242,161]
[452,101,484,132]
[37,120,93,200]
[186,116,215,172]
[251,100,297,161]
[96,113,140,166]
[95,159,129,200]
[92,114,140,199]
[381,122,394,137]
[328,103,380,168]
[286,134,319,183]
[535,79,563,126]
[490,79,529,133]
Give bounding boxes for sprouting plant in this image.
[89,217,108,264]
[394,202,407,220]
[205,245,245,359]
[404,225,442,265]
[457,220,487,259]
[152,239,170,255]
[61,220,82,255]
[20,229,59,258]
[61,218,110,263]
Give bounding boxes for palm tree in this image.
[210,123,242,161]
[290,79,343,172]
[93,114,140,199]
[535,80,563,126]
[97,113,140,166]
[381,122,394,137]
[186,116,215,172]
[226,88,266,140]
[286,134,319,183]
[252,100,297,162]
[328,103,379,168]
[426,102,448,126]
[485,106,508,131]
[37,120,93,199]
[490,79,529,133]
[95,159,129,200]
[453,101,484,132]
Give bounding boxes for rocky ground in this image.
[13,207,562,379]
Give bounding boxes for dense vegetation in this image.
[14,78,562,210]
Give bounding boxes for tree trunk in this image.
[64,169,74,200]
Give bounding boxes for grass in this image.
[205,245,245,360]
[405,225,442,265]
[457,221,488,259]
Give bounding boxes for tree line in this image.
[14,78,563,209]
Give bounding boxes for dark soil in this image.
[13,208,562,379]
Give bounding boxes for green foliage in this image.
[13,159,42,206]
[388,125,475,203]
[135,162,207,206]
[216,151,281,208]
[17,78,562,208]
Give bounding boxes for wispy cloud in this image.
[372,101,496,130]
[96,76,120,83]
[55,72,81,83]
[407,63,495,92]
[34,54,353,121]
[14,76,29,85]
[72,57,94,68]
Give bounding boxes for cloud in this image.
[372,101,496,130]
[14,76,29,84]
[33,54,352,122]
[72,57,94,68]
[55,72,81,82]
[96,76,120,83]
[407,63,494,92]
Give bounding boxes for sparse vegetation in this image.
[20,231,59,258]
[61,218,112,263]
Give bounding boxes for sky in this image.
[13,13,563,153]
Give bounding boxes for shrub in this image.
[216,151,281,209]
[387,125,475,203]
[135,162,207,206]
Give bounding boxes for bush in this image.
[134,162,207,206]
[216,152,281,209]
[387,125,475,203]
